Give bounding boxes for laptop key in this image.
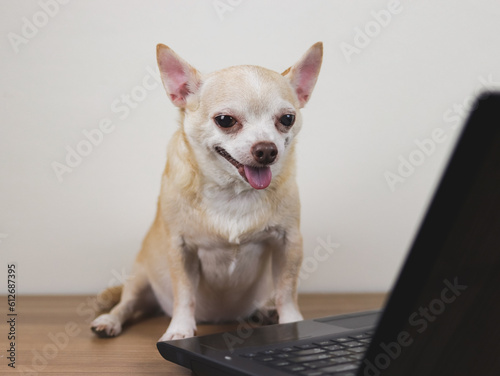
[314,340,334,346]
[289,353,332,363]
[254,355,275,362]
[322,344,344,351]
[291,348,326,356]
[268,360,291,367]
[331,337,350,342]
[326,356,354,365]
[296,343,319,350]
[304,359,337,369]
[329,350,351,356]
[349,353,365,360]
[341,341,364,348]
[348,346,368,353]
[349,333,372,340]
[317,362,359,373]
[275,353,292,359]
[259,349,277,355]
[282,364,307,372]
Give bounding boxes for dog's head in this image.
[157,43,322,191]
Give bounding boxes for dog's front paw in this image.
[91,313,122,338]
[158,315,197,341]
[278,310,303,324]
[158,327,196,341]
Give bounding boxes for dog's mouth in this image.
[215,146,272,190]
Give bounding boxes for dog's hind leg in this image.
[91,263,155,337]
[95,285,123,312]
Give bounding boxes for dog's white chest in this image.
[197,242,268,288]
[197,185,275,244]
[227,258,237,275]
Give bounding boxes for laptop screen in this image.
[360,92,500,376]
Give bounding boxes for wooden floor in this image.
[2,294,386,375]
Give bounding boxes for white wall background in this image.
[1,0,500,295]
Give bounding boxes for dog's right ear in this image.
[156,44,202,108]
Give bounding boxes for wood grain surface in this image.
[1,294,386,375]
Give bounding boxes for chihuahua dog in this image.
[91,42,322,341]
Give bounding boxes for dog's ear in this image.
[156,44,202,108]
[282,42,323,108]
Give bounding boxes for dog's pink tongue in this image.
[243,165,272,189]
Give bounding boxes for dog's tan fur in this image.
[91,42,322,341]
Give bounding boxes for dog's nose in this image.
[251,142,278,165]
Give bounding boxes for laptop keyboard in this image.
[239,331,373,376]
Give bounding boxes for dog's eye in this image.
[215,115,237,128]
[279,114,295,127]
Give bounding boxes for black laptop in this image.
[157,93,500,376]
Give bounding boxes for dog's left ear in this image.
[157,44,202,108]
[282,42,323,108]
